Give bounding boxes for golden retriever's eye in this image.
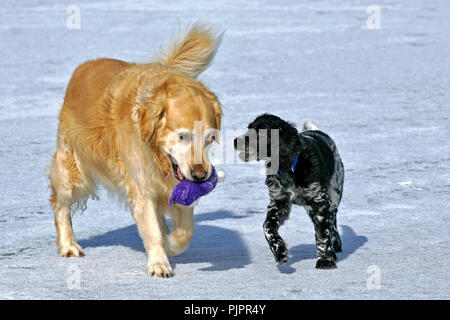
[205,135,216,145]
[178,133,190,143]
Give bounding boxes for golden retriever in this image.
[48,24,222,277]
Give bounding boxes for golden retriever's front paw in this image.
[58,242,85,257]
[166,229,193,257]
[148,261,174,278]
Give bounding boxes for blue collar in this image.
[278,154,299,174]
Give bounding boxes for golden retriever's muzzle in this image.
[169,154,210,182]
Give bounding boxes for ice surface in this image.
[0,0,449,299]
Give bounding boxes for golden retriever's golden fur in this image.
[48,24,222,277]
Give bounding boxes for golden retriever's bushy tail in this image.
[158,23,222,78]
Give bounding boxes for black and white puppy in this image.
[234,114,344,269]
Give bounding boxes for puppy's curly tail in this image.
[302,120,319,131]
[158,23,223,78]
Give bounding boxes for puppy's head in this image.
[234,113,298,163]
[138,77,222,182]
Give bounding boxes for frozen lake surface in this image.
[0,0,449,299]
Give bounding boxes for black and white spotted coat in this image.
[263,125,344,269]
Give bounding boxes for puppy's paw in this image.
[58,242,84,257]
[148,261,174,278]
[271,243,289,264]
[315,258,337,269]
[274,249,289,264]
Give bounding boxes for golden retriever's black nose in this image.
[233,138,238,149]
[191,167,207,181]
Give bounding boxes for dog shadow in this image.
[78,210,251,272]
[277,225,368,274]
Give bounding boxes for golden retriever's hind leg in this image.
[48,148,92,258]
[50,191,84,257]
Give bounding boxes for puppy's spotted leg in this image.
[263,197,292,264]
[308,206,338,269]
[331,210,342,253]
[305,185,337,269]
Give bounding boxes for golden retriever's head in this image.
[138,76,222,182]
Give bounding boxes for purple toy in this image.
[169,166,218,207]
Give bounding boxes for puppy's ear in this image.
[278,124,299,157]
[279,121,298,136]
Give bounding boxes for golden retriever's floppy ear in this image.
[213,101,222,130]
[134,83,172,173]
[201,88,222,131]
[137,107,151,143]
[135,85,171,172]
[137,93,165,146]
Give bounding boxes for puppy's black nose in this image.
[233,138,237,149]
